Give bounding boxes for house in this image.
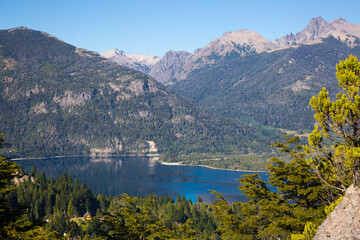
[83,211,92,220]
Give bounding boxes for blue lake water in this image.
[16,156,269,203]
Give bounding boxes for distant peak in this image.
[114,49,125,55]
[164,50,191,56]
[222,29,252,37]
[100,49,127,59]
[306,17,332,30]
[331,18,348,24]
[7,26,33,32]
[309,16,327,23]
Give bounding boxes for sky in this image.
[1,0,360,57]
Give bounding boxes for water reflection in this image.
[17,156,269,203]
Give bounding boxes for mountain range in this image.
[0,27,278,157]
[103,17,360,131]
[102,17,360,85]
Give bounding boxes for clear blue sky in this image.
[1,0,359,57]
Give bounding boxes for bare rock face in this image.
[313,184,360,240]
[275,17,335,46]
[173,29,279,81]
[196,29,278,56]
[101,49,160,75]
[330,18,360,38]
[149,50,191,84]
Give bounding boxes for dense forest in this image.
[172,36,360,131]
[0,27,280,159]
[0,136,343,239]
[1,48,360,239]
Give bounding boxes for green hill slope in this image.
[172,36,360,130]
[0,27,279,157]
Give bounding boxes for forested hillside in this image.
[3,55,360,239]
[172,36,360,130]
[0,27,279,158]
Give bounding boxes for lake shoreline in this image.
[12,154,267,173]
[157,160,268,173]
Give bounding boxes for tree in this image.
[210,136,336,239]
[307,55,360,189]
[100,194,200,239]
[0,134,46,239]
[209,56,360,239]
[0,133,20,237]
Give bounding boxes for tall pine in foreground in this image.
[211,55,360,239]
[307,55,360,189]
[211,136,337,239]
[0,134,47,239]
[0,133,20,237]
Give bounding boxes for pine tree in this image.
[0,134,21,237]
[0,134,41,238]
[307,55,360,189]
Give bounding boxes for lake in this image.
[16,156,269,203]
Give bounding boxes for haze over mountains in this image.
[103,17,360,131]
[103,17,360,85]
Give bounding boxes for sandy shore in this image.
[159,161,183,166]
[157,160,267,172]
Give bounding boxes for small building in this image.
[83,211,92,220]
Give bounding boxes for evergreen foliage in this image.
[172,36,360,131]
[0,27,280,158]
[10,167,219,239]
[307,55,360,188]
[0,134,45,239]
[209,55,360,239]
[210,136,336,239]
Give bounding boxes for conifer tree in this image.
[0,133,21,237]
[0,134,43,238]
[307,55,360,189]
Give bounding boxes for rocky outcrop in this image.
[172,29,278,81]
[313,184,360,240]
[275,17,335,46]
[103,17,360,85]
[275,17,360,47]
[148,50,191,84]
[101,49,160,74]
[331,18,360,38]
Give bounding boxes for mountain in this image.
[275,17,335,46]
[275,17,360,47]
[101,49,160,74]
[103,17,360,86]
[171,35,360,130]
[0,27,279,157]
[330,17,360,38]
[148,50,191,84]
[171,29,279,82]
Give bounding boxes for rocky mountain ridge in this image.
[171,35,360,130]
[0,27,278,157]
[103,17,360,85]
[100,49,160,75]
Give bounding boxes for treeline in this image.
[0,27,280,159]
[2,55,360,239]
[4,137,342,239]
[172,36,360,131]
[8,169,219,239]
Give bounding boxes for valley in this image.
[1,4,360,237]
[0,27,280,161]
[103,17,360,132]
